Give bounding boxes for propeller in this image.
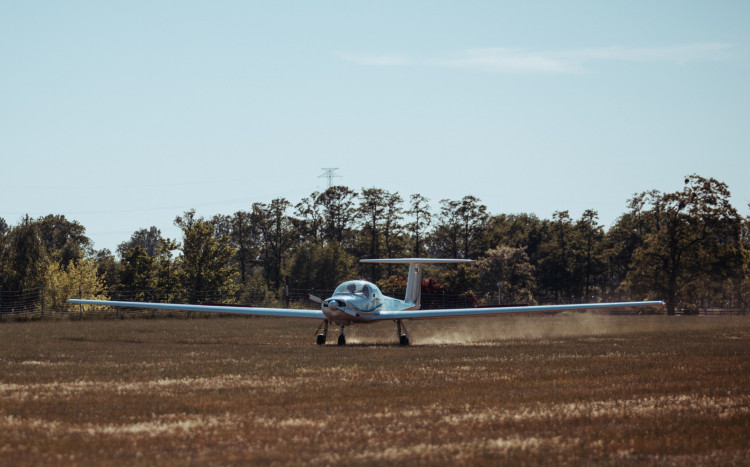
[307,293,323,304]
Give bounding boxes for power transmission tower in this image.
[318,168,342,188]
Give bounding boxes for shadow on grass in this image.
[60,337,147,344]
[322,343,404,348]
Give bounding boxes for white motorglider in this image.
[68,258,664,346]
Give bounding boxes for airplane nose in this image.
[323,299,355,317]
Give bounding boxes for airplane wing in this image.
[66,299,326,319]
[376,301,665,320]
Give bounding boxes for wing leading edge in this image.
[66,299,325,319]
[376,301,665,320]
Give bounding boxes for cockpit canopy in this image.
[333,280,383,300]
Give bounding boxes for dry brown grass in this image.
[0,314,748,465]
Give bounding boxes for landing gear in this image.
[337,325,346,346]
[315,320,329,345]
[396,320,410,346]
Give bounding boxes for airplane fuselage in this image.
[321,280,412,325]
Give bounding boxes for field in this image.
[1,314,748,465]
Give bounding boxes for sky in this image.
[2,1,749,255]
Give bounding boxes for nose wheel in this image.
[337,324,346,346]
[396,320,410,346]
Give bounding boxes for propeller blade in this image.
[307,294,322,304]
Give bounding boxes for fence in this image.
[0,288,44,315]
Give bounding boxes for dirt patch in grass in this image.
[0,315,748,465]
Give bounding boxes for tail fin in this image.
[360,258,472,309]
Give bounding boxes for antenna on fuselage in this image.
[319,168,342,187]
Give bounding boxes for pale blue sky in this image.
[2,1,749,254]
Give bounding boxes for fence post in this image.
[41,288,44,317]
[0,286,3,313]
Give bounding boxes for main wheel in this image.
[399,335,410,346]
[316,334,326,345]
[337,334,346,346]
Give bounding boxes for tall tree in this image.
[741,208,750,311]
[44,258,107,312]
[622,175,744,314]
[0,216,48,290]
[475,246,535,304]
[229,210,258,284]
[116,227,177,300]
[0,219,9,287]
[287,241,357,291]
[316,186,357,245]
[605,192,656,298]
[536,211,576,300]
[576,210,605,300]
[431,199,462,258]
[294,192,324,244]
[356,188,401,280]
[94,249,118,291]
[457,195,489,258]
[174,210,237,303]
[36,214,92,267]
[118,246,156,301]
[406,194,431,257]
[251,199,294,290]
[431,196,489,259]
[152,237,179,301]
[357,187,387,261]
[486,213,544,254]
[210,214,233,238]
[382,191,405,260]
[117,227,165,258]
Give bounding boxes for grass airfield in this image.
[0,314,748,465]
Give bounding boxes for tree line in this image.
[1,174,748,315]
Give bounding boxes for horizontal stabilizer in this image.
[361,258,472,265]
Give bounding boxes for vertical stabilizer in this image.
[360,258,473,310]
[405,262,423,308]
